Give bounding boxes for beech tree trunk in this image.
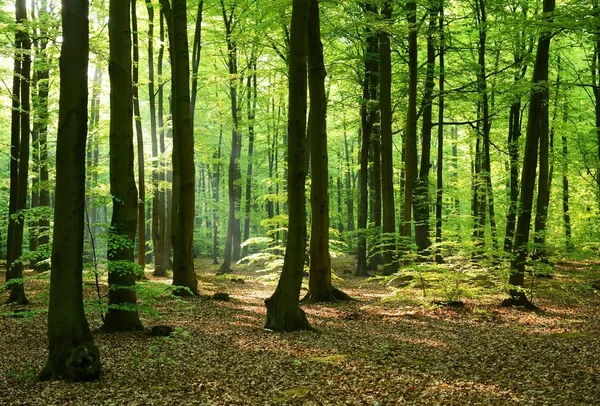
[264,0,312,332]
[505,0,555,308]
[6,0,31,305]
[39,0,101,381]
[435,3,445,264]
[169,0,198,295]
[104,0,143,331]
[380,0,397,275]
[302,0,350,303]
[242,61,257,258]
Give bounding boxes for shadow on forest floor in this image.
[0,256,599,405]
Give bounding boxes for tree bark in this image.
[104,0,143,331]
[435,2,445,264]
[38,0,101,381]
[380,0,397,275]
[504,0,555,308]
[242,60,257,258]
[264,0,312,332]
[169,0,198,295]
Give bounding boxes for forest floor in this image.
[0,256,599,405]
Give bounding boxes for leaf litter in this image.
[0,258,598,405]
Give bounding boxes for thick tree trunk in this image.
[264,0,312,332]
[504,0,555,308]
[104,0,143,331]
[170,0,198,295]
[302,0,350,303]
[380,0,397,275]
[38,0,101,381]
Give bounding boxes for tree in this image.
[264,0,311,332]
[302,0,351,303]
[380,0,398,275]
[104,0,143,331]
[38,0,101,381]
[6,0,31,305]
[169,0,198,295]
[503,0,555,309]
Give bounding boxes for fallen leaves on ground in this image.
[0,258,599,405]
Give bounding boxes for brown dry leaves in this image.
[0,259,599,405]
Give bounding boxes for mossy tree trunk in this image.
[104,0,143,331]
[264,0,312,332]
[39,0,101,381]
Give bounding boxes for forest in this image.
[0,0,599,404]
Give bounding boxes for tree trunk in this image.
[132,0,146,270]
[104,0,143,331]
[504,0,555,308]
[38,0,101,381]
[169,0,198,295]
[403,0,418,244]
[242,60,257,258]
[380,0,397,275]
[220,0,243,272]
[302,0,350,304]
[414,4,436,257]
[7,0,31,305]
[212,126,223,264]
[561,102,574,252]
[355,2,378,277]
[435,3,445,264]
[264,0,312,332]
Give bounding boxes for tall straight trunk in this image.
[534,56,560,260]
[38,0,101,381]
[303,0,350,303]
[343,121,355,244]
[561,102,574,252]
[356,2,378,276]
[190,0,204,125]
[7,0,31,305]
[132,0,146,269]
[145,0,165,276]
[212,126,223,264]
[594,2,600,211]
[403,0,418,242]
[104,0,143,331]
[264,0,312,332]
[242,61,257,258]
[504,5,530,253]
[168,0,198,295]
[414,4,436,257]
[379,0,397,275]
[505,0,555,308]
[220,0,243,272]
[435,2,445,264]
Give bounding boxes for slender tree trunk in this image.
[104,0,143,331]
[435,3,445,264]
[264,0,312,332]
[132,0,146,269]
[403,0,418,244]
[7,0,31,305]
[220,0,243,272]
[380,0,397,275]
[212,126,223,264]
[414,4,436,257]
[242,60,257,258]
[504,0,555,308]
[39,0,101,380]
[561,102,574,252]
[190,0,204,125]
